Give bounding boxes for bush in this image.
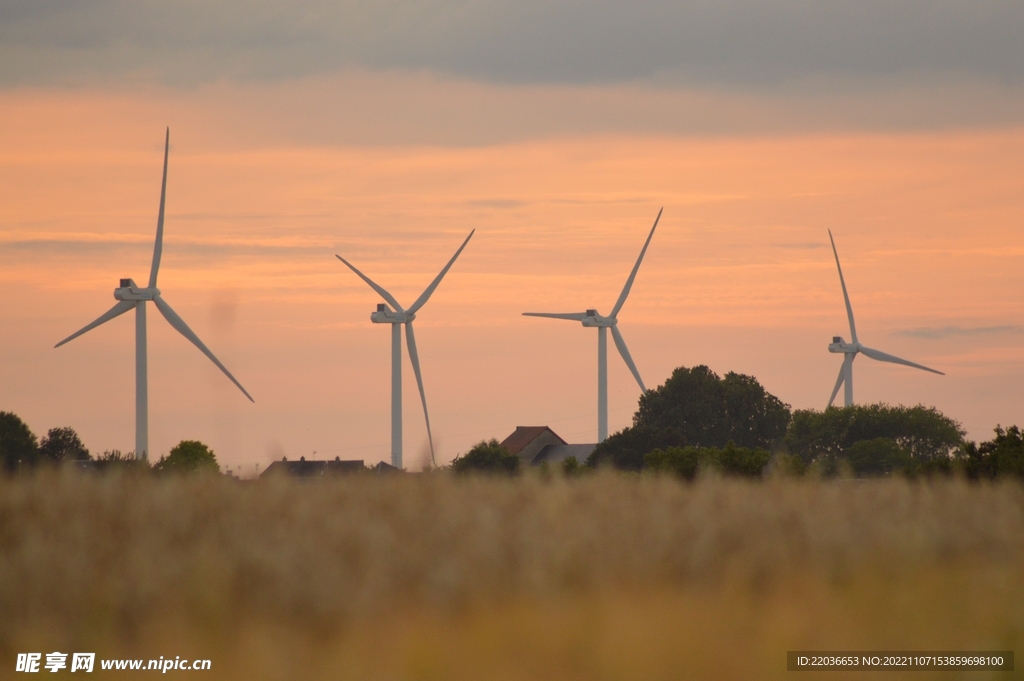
[770,452,808,477]
[561,456,587,477]
[645,442,772,480]
[962,425,1024,480]
[96,450,136,462]
[90,450,148,472]
[154,440,220,474]
[587,425,679,471]
[451,439,519,476]
[844,437,914,477]
[645,446,700,479]
[0,412,39,471]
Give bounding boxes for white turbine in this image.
[523,208,662,442]
[55,129,254,461]
[826,229,944,407]
[336,230,475,469]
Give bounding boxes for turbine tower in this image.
[55,129,254,461]
[826,229,943,407]
[336,230,475,469]
[523,208,662,442]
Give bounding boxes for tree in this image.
[843,438,914,477]
[589,365,791,470]
[96,450,136,462]
[561,456,586,477]
[451,439,520,475]
[645,442,772,480]
[0,411,39,471]
[785,404,965,474]
[154,440,220,474]
[93,450,147,472]
[586,425,677,471]
[962,425,1024,480]
[39,427,91,463]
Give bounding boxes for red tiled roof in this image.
[499,426,566,455]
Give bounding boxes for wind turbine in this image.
[826,229,943,407]
[336,230,475,469]
[523,208,662,442]
[55,129,254,461]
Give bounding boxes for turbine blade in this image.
[522,312,588,321]
[406,229,475,315]
[153,295,255,402]
[827,363,845,407]
[54,300,136,348]
[610,325,647,392]
[828,230,858,344]
[404,322,435,467]
[610,207,662,318]
[148,128,170,288]
[859,345,945,375]
[335,255,404,313]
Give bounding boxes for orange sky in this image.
[1,77,1023,469]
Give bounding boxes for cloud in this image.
[1,1,1022,90]
[897,325,1024,339]
[465,199,528,209]
[772,242,826,250]
[0,232,334,258]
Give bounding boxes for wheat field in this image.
[1,472,1022,680]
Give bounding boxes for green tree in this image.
[645,442,772,480]
[0,411,39,471]
[451,439,520,475]
[585,425,678,471]
[39,427,91,463]
[843,437,914,477]
[785,404,965,474]
[561,456,585,476]
[92,450,147,472]
[590,365,791,470]
[715,441,773,477]
[154,440,220,474]
[962,425,1024,480]
[96,450,135,462]
[645,446,700,478]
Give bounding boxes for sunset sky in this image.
[2,1,1022,471]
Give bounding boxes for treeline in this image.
[451,365,1023,480]
[7,362,1024,481]
[588,365,1023,480]
[0,412,220,474]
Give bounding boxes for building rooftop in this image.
[499,426,566,456]
[261,456,365,478]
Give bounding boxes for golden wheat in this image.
[1,472,1021,680]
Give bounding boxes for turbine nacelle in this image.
[114,278,159,302]
[370,303,414,324]
[581,309,615,327]
[828,336,857,354]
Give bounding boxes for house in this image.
[260,456,365,478]
[499,426,597,466]
[500,426,565,464]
